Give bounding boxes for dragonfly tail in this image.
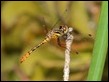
[20,38,50,63]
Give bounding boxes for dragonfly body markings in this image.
[20,25,69,63]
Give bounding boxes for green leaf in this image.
[87,1,108,81]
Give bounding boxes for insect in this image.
[20,9,93,63]
[20,8,71,63]
[20,25,69,63]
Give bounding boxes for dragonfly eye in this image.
[59,25,66,31]
[59,26,62,29]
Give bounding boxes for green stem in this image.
[87,1,108,81]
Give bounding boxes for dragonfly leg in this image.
[57,37,66,48]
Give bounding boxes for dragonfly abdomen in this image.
[20,37,50,63]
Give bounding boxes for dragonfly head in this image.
[53,25,69,37]
[59,25,69,34]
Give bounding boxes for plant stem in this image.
[87,1,108,81]
[63,27,73,81]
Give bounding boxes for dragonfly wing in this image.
[42,17,48,34]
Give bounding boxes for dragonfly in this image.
[20,25,69,63]
[20,9,93,63]
[20,9,70,63]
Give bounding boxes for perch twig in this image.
[63,27,73,81]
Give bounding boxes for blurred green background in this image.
[1,1,108,81]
